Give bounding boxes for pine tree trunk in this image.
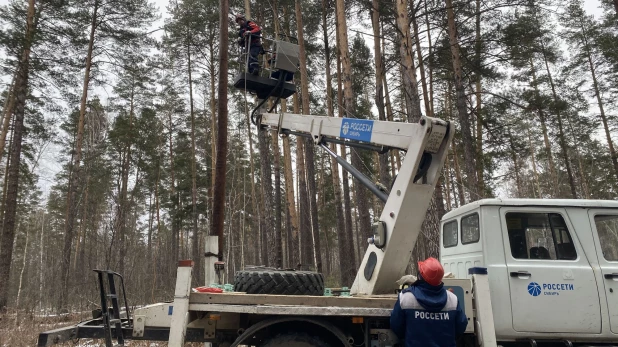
[168,112,176,196]
[154,135,162,298]
[61,0,98,311]
[335,4,356,283]
[0,52,29,310]
[39,212,44,311]
[323,0,347,285]
[508,129,523,197]
[282,134,300,267]
[409,1,442,261]
[341,146,355,270]
[244,0,251,19]
[73,173,90,272]
[371,0,390,187]
[445,83,466,206]
[296,0,321,272]
[117,84,135,276]
[475,0,484,197]
[15,222,28,308]
[187,43,200,282]
[527,127,542,198]
[529,58,559,196]
[0,78,16,163]
[285,203,292,268]
[580,26,618,181]
[411,6,431,117]
[351,150,372,255]
[1,126,14,224]
[395,0,423,121]
[167,109,178,273]
[381,65,401,171]
[272,0,280,37]
[449,157,459,208]
[453,150,466,206]
[241,167,247,269]
[272,132,283,268]
[212,0,229,261]
[0,0,38,310]
[209,39,217,227]
[445,0,479,198]
[147,191,153,281]
[541,44,577,198]
[564,113,590,198]
[294,95,312,268]
[444,160,452,210]
[244,111,261,263]
[349,180,361,262]
[258,130,274,266]
[423,0,435,116]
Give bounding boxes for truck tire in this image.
[259,332,331,347]
[233,269,324,296]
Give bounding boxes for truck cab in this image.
[440,198,618,343]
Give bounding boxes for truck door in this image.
[500,207,601,333]
[588,210,618,334]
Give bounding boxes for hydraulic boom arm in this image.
[258,110,453,295]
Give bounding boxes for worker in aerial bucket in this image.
[390,257,468,346]
[235,14,262,75]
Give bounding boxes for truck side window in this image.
[594,215,618,261]
[506,212,577,260]
[443,220,458,248]
[461,213,480,244]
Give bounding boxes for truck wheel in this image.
[259,332,331,347]
[234,269,325,296]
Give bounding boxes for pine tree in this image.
[61,0,157,311]
[212,0,230,267]
[0,0,37,311]
[561,0,618,183]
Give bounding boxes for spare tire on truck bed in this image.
[233,268,325,296]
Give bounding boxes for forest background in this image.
[0,0,615,319]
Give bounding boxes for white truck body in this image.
[440,198,618,343]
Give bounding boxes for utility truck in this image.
[38,38,618,347]
[441,198,618,345]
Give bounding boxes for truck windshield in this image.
[594,215,618,262]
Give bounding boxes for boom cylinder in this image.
[320,144,388,203]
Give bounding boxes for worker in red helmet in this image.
[235,14,262,75]
[390,257,468,346]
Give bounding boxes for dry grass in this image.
[0,310,211,346]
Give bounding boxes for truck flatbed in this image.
[187,292,397,317]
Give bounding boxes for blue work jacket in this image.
[390,281,468,347]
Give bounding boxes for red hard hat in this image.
[418,257,444,286]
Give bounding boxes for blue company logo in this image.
[340,118,374,142]
[342,122,350,135]
[528,282,542,296]
[528,282,574,297]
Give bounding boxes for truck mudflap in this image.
[37,317,211,346]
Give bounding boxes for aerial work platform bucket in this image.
[233,72,296,99]
[233,38,299,99]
